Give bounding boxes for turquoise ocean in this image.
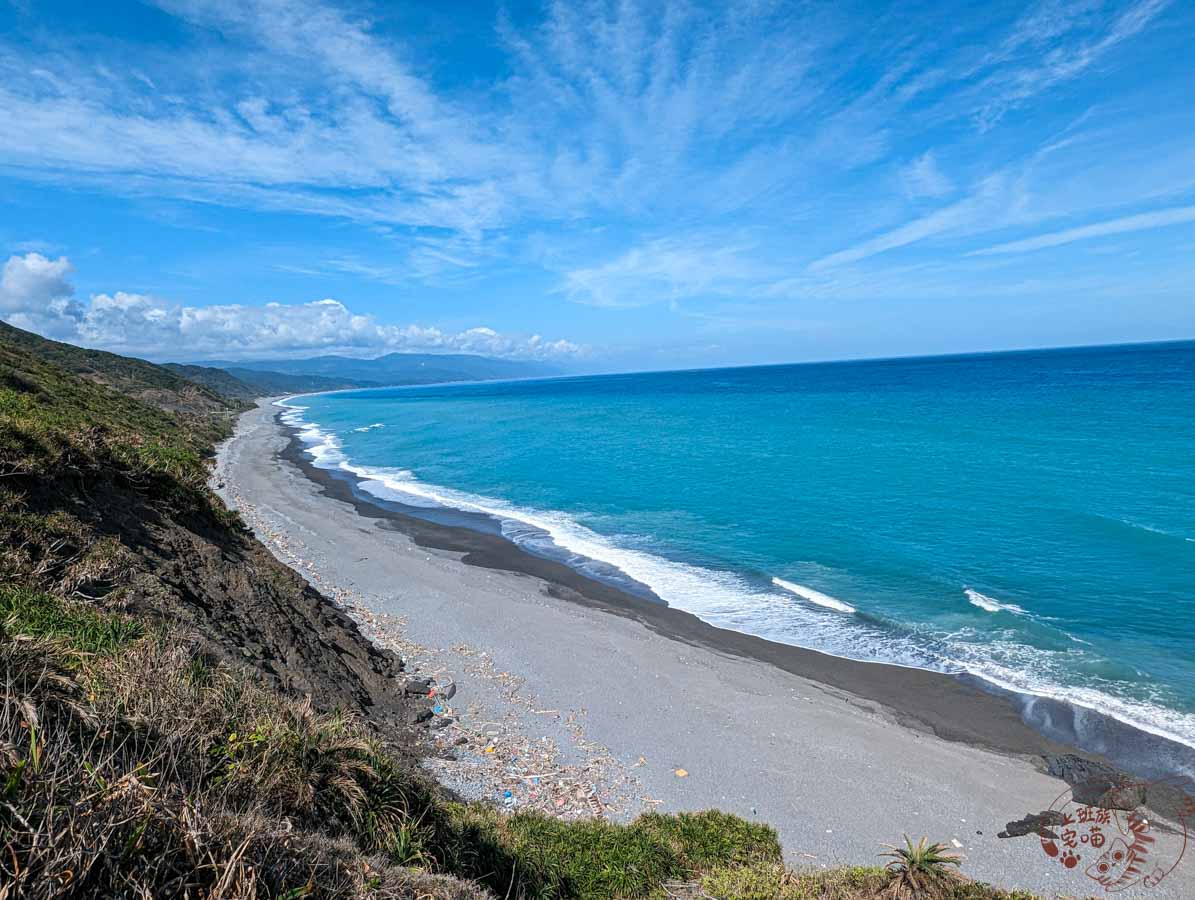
[281,342,1195,774]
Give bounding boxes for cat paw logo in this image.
[1037,777,1194,892]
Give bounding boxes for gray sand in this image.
[214,401,1195,898]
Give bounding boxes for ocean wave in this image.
[277,399,1195,758]
[965,588,1028,616]
[354,422,386,432]
[771,577,856,613]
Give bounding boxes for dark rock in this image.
[998,810,1068,839]
[403,676,434,696]
[1045,754,1146,810]
[430,716,454,730]
[408,707,433,725]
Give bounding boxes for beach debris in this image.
[221,475,647,824]
[674,768,689,778]
[432,680,458,701]
[997,810,1068,840]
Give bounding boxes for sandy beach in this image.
[213,400,1195,898]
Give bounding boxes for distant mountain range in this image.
[164,364,375,400]
[195,352,560,390]
[0,320,561,406]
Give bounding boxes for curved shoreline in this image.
[286,426,1051,751]
[280,408,1195,777]
[215,399,1195,896]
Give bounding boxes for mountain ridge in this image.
[196,351,561,387]
[164,362,378,399]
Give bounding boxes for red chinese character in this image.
[1063,828,1078,849]
[1088,825,1105,848]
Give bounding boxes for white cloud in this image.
[901,151,954,199]
[972,0,1171,130]
[970,204,1195,255]
[809,175,1018,270]
[0,252,83,337]
[0,0,1181,312]
[0,253,582,361]
[562,237,774,309]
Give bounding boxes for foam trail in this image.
[772,577,856,613]
[965,588,1027,616]
[275,398,1195,756]
[354,423,386,433]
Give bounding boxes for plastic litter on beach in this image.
[222,480,649,823]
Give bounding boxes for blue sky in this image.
[0,0,1192,370]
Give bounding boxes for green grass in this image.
[0,586,142,654]
[0,319,241,416]
[699,863,1043,900]
[421,805,782,899]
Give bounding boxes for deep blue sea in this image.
[282,342,1195,764]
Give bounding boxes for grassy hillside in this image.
[0,320,243,421]
[0,326,1041,899]
[163,362,261,400]
[165,362,378,399]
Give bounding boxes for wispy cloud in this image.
[562,235,776,309]
[901,151,954,200]
[808,175,1022,270]
[0,0,1188,358]
[971,204,1195,255]
[971,0,1172,130]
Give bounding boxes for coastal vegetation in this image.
[1,320,1047,898]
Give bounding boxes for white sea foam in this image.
[771,577,856,613]
[275,399,1195,757]
[965,588,1028,616]
[354,422,386,432]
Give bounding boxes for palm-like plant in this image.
[881,835,962,898]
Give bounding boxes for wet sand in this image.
[214,400,1195,898]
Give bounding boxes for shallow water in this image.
[283,342,1195,766]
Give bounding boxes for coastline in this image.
[277,416,1066,759]
[276,394,1195,780]
[216,399,1195,897]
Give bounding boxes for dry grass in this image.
[0,626,486,898]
